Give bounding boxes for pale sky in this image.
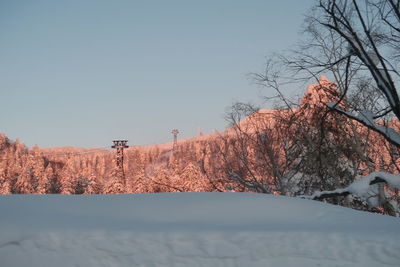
[0,0,315,148]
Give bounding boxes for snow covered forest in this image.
[1,77,400,215]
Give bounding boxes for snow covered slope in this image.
[1,193,399,266]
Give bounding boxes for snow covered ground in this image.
[1,193,400,266]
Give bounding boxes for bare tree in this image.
[287,0,400,146]
[221,79,378,196]
[256,0,400,214]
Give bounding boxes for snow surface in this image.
[348,172,400,195]
[1,193,400,266]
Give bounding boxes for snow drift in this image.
[1,193,400,266]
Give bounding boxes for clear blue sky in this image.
[0,0,315,148]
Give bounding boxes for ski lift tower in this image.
[111,140,129,180]
[171,129,179,151]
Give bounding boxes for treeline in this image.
[0,135,217,194]
[1,79,399,214]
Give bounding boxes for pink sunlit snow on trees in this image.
[1,78,400,215]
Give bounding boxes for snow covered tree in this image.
[178,163,211,192]
[59,159,77,194]
[104,166,125,194]
[0,173,11,194]
[218,104,290,194]
[255,0,400,214]
[221,79,371,197]
[37,166,52,194]
[14,153,36,194]
[274,0,400,148]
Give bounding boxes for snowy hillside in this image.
[1,193,400,266]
